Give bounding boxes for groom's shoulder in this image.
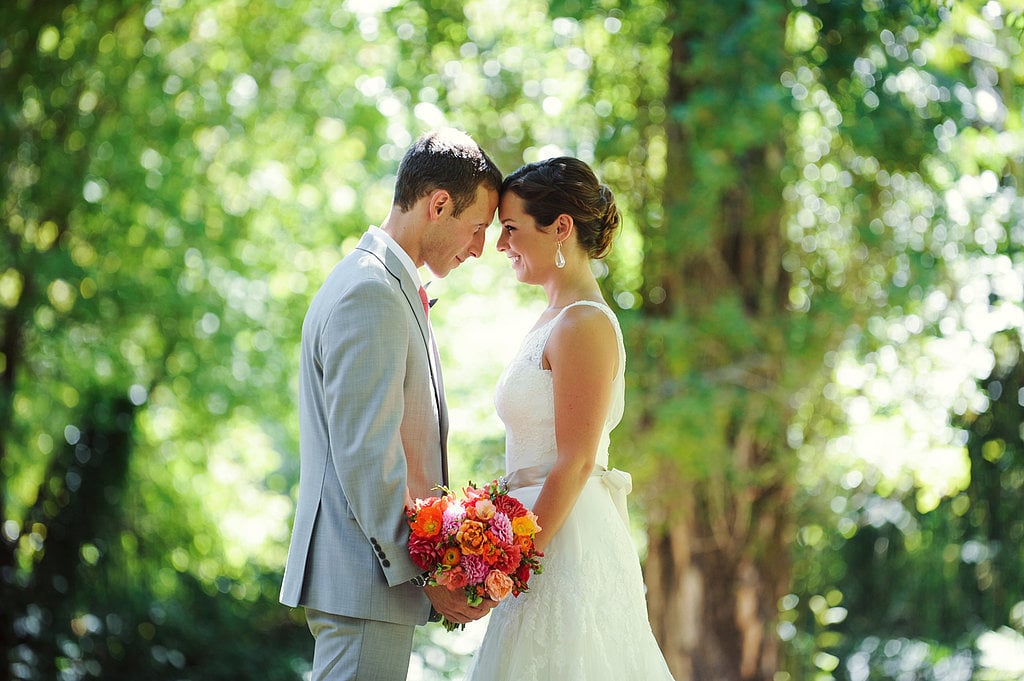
[326,242,391,285]
[314,261,396,311]
[302,271,402,344]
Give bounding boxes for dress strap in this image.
[523,301,613,369]
[554,300,613,322]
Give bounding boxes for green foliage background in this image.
[2,0,1024,679]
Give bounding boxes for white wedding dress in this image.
[465,301,676,680]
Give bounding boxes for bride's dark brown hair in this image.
[500,157,621,259]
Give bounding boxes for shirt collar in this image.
[370,225,423,289]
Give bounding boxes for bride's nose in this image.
[496,229,508,251]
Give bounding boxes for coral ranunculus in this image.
[474,498,496,520]
[438,566,468,591]
[485,569,514,601]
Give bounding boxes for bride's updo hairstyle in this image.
[501,157,621,259]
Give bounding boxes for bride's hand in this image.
[423,585,496,624]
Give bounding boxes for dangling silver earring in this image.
[555,241,566,269]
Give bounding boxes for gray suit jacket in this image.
[280,229,448,626]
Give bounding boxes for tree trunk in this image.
[5,394,136,679]
[645,451,793,681]
[638,4,795,679]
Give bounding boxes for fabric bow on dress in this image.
[598,468,632,529]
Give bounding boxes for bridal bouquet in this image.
[406,480,543,631]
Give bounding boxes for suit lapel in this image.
[354,231,448,484]
[431,338,450,487]
[353,232,430,338]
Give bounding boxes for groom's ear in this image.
[427,190,451,220]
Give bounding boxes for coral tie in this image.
[418,286,430,318]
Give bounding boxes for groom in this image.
[280,129,502,680]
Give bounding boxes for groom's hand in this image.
[423,585,496,624]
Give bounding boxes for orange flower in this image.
[481,537,503,566]
[514,534,534,553]
[410,504,443,538]
[441,546,461,566]
[456,520,488,555]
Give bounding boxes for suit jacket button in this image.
[370,537,380,547]
[381,559,390,567]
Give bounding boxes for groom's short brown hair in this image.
[393,128,502,218]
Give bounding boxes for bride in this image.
[465,157,676,680]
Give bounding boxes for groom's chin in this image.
[424,262,454,278]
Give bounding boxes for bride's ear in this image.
[554,213,575,241]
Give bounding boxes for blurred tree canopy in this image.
[2,1,1023,680]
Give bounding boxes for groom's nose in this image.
[467,227,486,258]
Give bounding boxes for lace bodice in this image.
[494,301,625,473]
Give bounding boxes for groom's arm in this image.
[321,277,422,586]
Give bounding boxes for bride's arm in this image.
[530,305,619,553]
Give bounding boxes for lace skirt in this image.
[464,475,676,680]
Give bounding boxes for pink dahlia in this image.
[442,503,467,536]
[488,512,513,545]
[460,553,489,584]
